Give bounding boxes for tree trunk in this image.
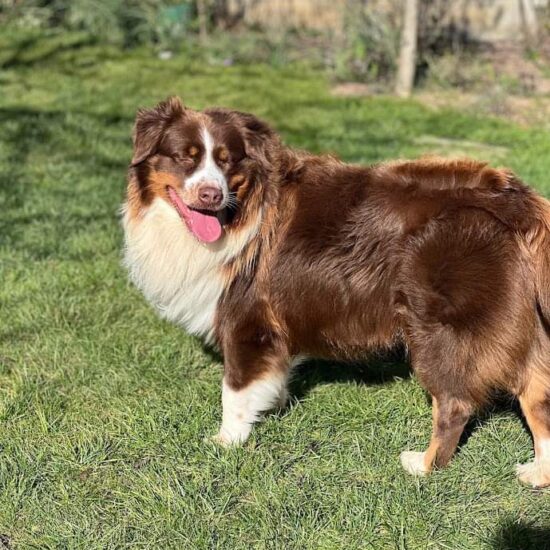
[519,0,538,48]
[197,0,208,43]
[395,0,419,98]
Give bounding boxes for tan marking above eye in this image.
[188,146,199,157]
[218,148,229,162]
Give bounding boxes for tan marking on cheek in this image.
[229,174,245,191]
[125,168,180,220]
[150,170,180,194]
[125,177,143,220]
[233,177,250,203]
[149,170,201,206]
[230,174,246,188]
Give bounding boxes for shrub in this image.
[0,0,195,48]
[332,1,400,84]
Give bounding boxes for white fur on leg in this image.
[277,385,289,409]
[214,372,288,446]
[516,438,550,488]
[400,451,429,476]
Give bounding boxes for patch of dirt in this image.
[416,90,550,128]
[331,82,372,97]
[331,84,550,129]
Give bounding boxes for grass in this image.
[1,36,550,549]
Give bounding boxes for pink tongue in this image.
[167,187,222,243]
[187,208,223,243]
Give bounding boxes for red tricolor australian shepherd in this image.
[123,96,550,487]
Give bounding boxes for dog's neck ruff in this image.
[123,197,261,343]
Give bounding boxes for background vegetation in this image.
[1,1,550,548]
[1,0,549,91]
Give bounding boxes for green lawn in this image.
[1,38,550,549]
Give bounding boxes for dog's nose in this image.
[197,185,223,208]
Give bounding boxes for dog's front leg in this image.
[213,335,289,446]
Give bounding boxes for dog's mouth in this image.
[166,186,223,243]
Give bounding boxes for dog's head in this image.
[129,96,278,243]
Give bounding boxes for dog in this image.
[123,96,550,487]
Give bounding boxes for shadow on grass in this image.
[454,393,533,460]
[289,349,411,401]
[492,519,550,550]
[0,30,95,70]
[201,345,411,400]
[202,343,529,442]
[286,357,529,462]
[0,105,131,255]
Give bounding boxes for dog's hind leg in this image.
[517,364,550,488]
[399,208,533,476]
[401,393,473,476]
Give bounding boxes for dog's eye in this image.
[217,148,230,164]
[173,146,199,164]
[171,154,193,167]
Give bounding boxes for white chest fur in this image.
[122,198,259,343]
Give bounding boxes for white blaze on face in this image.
[184,125,228,204]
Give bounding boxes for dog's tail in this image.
[527,193,550,325]
[481,168,550,324]
[465,167,550,325]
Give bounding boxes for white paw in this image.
[207,430,246,448]
[207,432,236,448]
[207,422,252,448]
[400,451,429,476]
[516,460,550,488]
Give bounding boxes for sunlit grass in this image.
[1,39,550,549]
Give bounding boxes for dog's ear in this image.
[131,96,185,166]
[233,111,278,165]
